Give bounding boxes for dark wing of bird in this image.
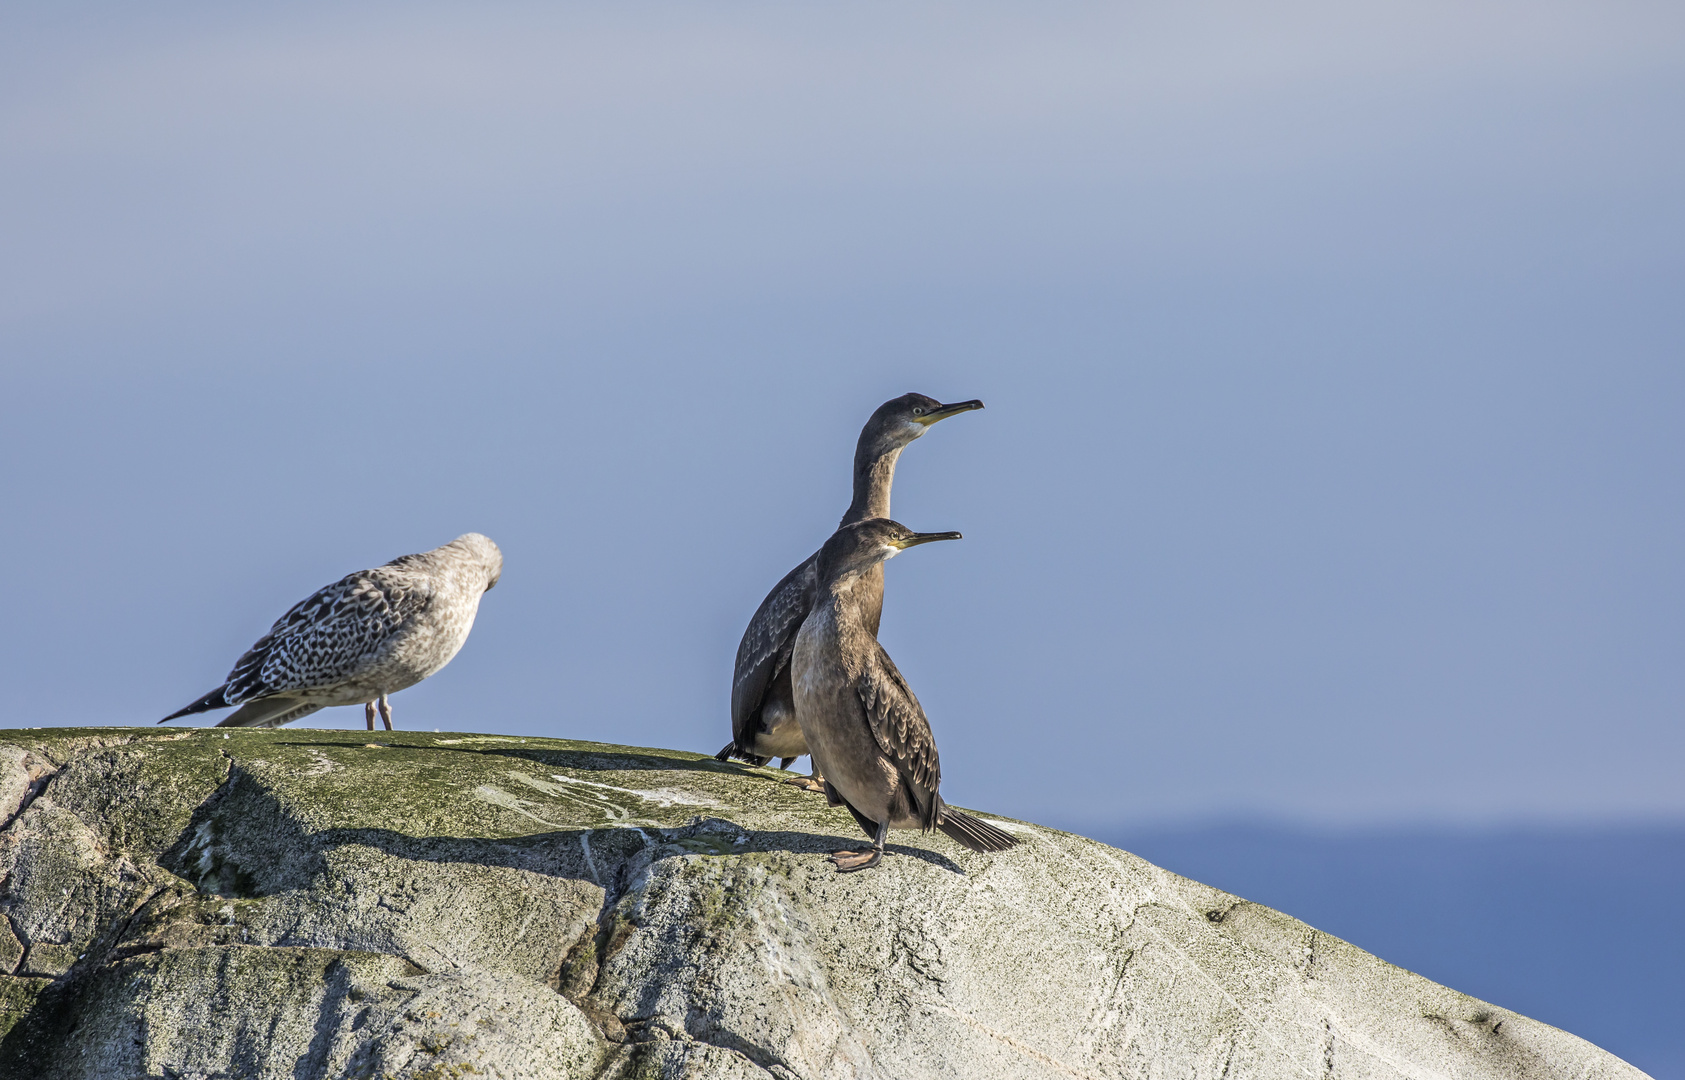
[855,644,943,828]
[728,553,820,747]
[219,569,430,704]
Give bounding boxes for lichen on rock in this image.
[0,728,1651,1079]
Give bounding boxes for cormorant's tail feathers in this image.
[937,809,1019,853]
[715,742,771,768]
[159,686,231,724]
[215,698,325,729]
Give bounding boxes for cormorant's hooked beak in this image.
[893,531,963,549]
[916,399,984,426]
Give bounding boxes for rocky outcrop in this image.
[0,728,1647,1079]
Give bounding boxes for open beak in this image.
[917,399,985,425]
[894,531,963,549]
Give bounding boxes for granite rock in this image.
[0,728,1649,1080]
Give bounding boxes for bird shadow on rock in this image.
[697,824,967,875]
[159,761,965,901]
[273,740,745,778]
[271,737,836,798]
[265,738,967,867]
[415,742,871,814]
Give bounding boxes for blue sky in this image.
[2,0,1682,829]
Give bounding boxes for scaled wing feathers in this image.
[220,570,432,704]
[855,645,942,799]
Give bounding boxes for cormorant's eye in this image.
[912,407,925,416]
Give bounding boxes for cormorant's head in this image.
[450,532,504,591]
[859,393,984,458]
[817,518,962,583]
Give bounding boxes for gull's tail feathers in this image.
[215,697,326,729]
[159,686,231,724]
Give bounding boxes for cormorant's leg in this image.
[377,692,393,731]
[830,819,887,873]
[365,702,377,731]
[785,757,828,794]
[778,757,796,770]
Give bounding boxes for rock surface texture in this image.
[0,729,1648,1080]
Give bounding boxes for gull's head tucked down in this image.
[446,532,504,590]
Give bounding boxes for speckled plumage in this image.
[161,533,503,729]
[719,394,982,770]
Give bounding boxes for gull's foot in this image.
[785,776,828,794]
[828,848,882,873]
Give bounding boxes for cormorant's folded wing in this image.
[855,646,942,825]
[729,554,819,744]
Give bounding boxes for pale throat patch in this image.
[879,544,900,560]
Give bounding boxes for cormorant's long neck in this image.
[819,571,879,649]
[840,444,904,526]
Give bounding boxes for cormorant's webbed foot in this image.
[829,819,887,872]
[828,847,882,873]
[785,775,827,794]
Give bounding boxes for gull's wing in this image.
[221,569,431,703]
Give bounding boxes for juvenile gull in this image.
[717,393,983,790]
[792,518,1018,872]
[160,533,503,730]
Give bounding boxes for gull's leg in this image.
[830,819,887,873]
[377,692,393,731]
[365,702,377,731]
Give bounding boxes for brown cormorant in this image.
[717,394,984,789]
[791,518,1019,872]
